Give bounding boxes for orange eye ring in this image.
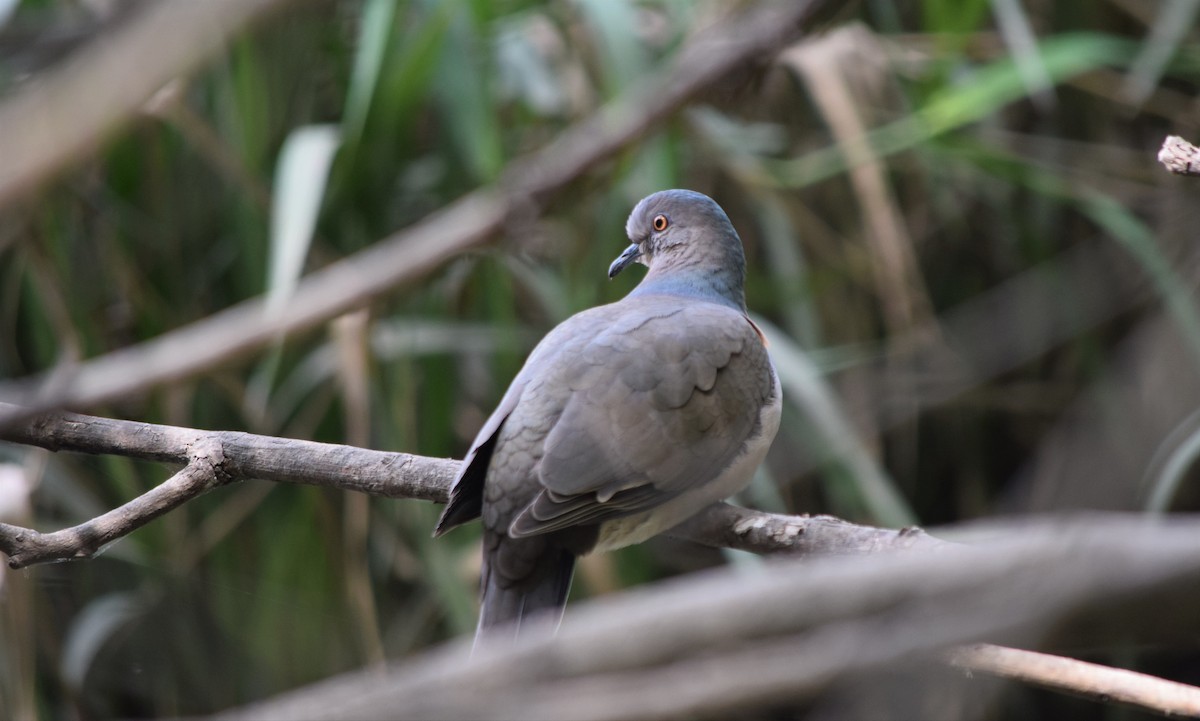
[652,214,669,232]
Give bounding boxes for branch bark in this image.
[212,516,1200,721]
[1158,135,1200,176]
[0,439,228,566]
[947,644,1200,718]
[4,405,1196,719]
[667,500,942,555]
[0,0,845,430]
[0,402,934,567]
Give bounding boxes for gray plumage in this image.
[434,189,782,641]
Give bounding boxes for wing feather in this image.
[509,297,774,537]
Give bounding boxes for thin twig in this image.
[0,439,228,567]
[947,644,1200,718]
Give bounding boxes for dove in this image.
[434,189,781,640]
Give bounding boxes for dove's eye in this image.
[652,214,669,232]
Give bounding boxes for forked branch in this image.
[3,404,1198,719]
[0,403,937,568]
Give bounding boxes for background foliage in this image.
[1,0,1199,717]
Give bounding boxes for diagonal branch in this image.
[0,0,300,208]
[213,517,1200,721]
[947,644,1200,718]
[0,438,229,566]
[0,0,846,430]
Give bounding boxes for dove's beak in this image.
[608,243,642,279]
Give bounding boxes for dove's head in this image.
[609,189,747,311]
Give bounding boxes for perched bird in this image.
[434,189,781,640]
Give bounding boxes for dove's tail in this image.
[475,536,575,645]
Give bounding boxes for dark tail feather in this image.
[475,546,575,645]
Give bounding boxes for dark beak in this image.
[608,243,642,279]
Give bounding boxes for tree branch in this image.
[666,500,944,555]
[0,0,845,430]
[213,516,1200,720]
[947,644,1200,718]
[0,402,456,502]
[0,402,923,567]
[1157,135,1200,176]
[0,439,229,567]
[5,405,1197,718]
[0,0,300,209]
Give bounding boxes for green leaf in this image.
[342,0,401,153]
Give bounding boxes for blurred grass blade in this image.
[375,5,453,136]
[753,315,917,527]
[494,15,567,116]
[785,25,935,333]
[753,193,821,346]
[771,33,1137,188]
[917,33,1132,134]
[1123,0,1200,105]
[248,124,341,425]
[574,0,672,196]
[1144,409,1200,514]
[0,0,16,30]
[922,0,990,34]
[61,592,145,692]
[271,319,536,424]
[575,0,648,96]
[435,4,503,182]
[989,0,1055,109]
[1078,189,1200,365]
[503,257,576,322]
[267,124,341,313]
[942,141,1200,367]
[342,0,400,154]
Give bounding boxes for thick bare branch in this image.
[947,644,1200,718]
[1158,135,1200,176]
[0,0,845,430]
[214,516,1200,721]
[0,402,456,502]
[0,0,299,208]
[0,403,906,566]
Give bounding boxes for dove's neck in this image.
[632,263,746,312]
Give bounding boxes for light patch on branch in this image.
[1158,135,1200,176]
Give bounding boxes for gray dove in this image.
[434,189,781,640]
